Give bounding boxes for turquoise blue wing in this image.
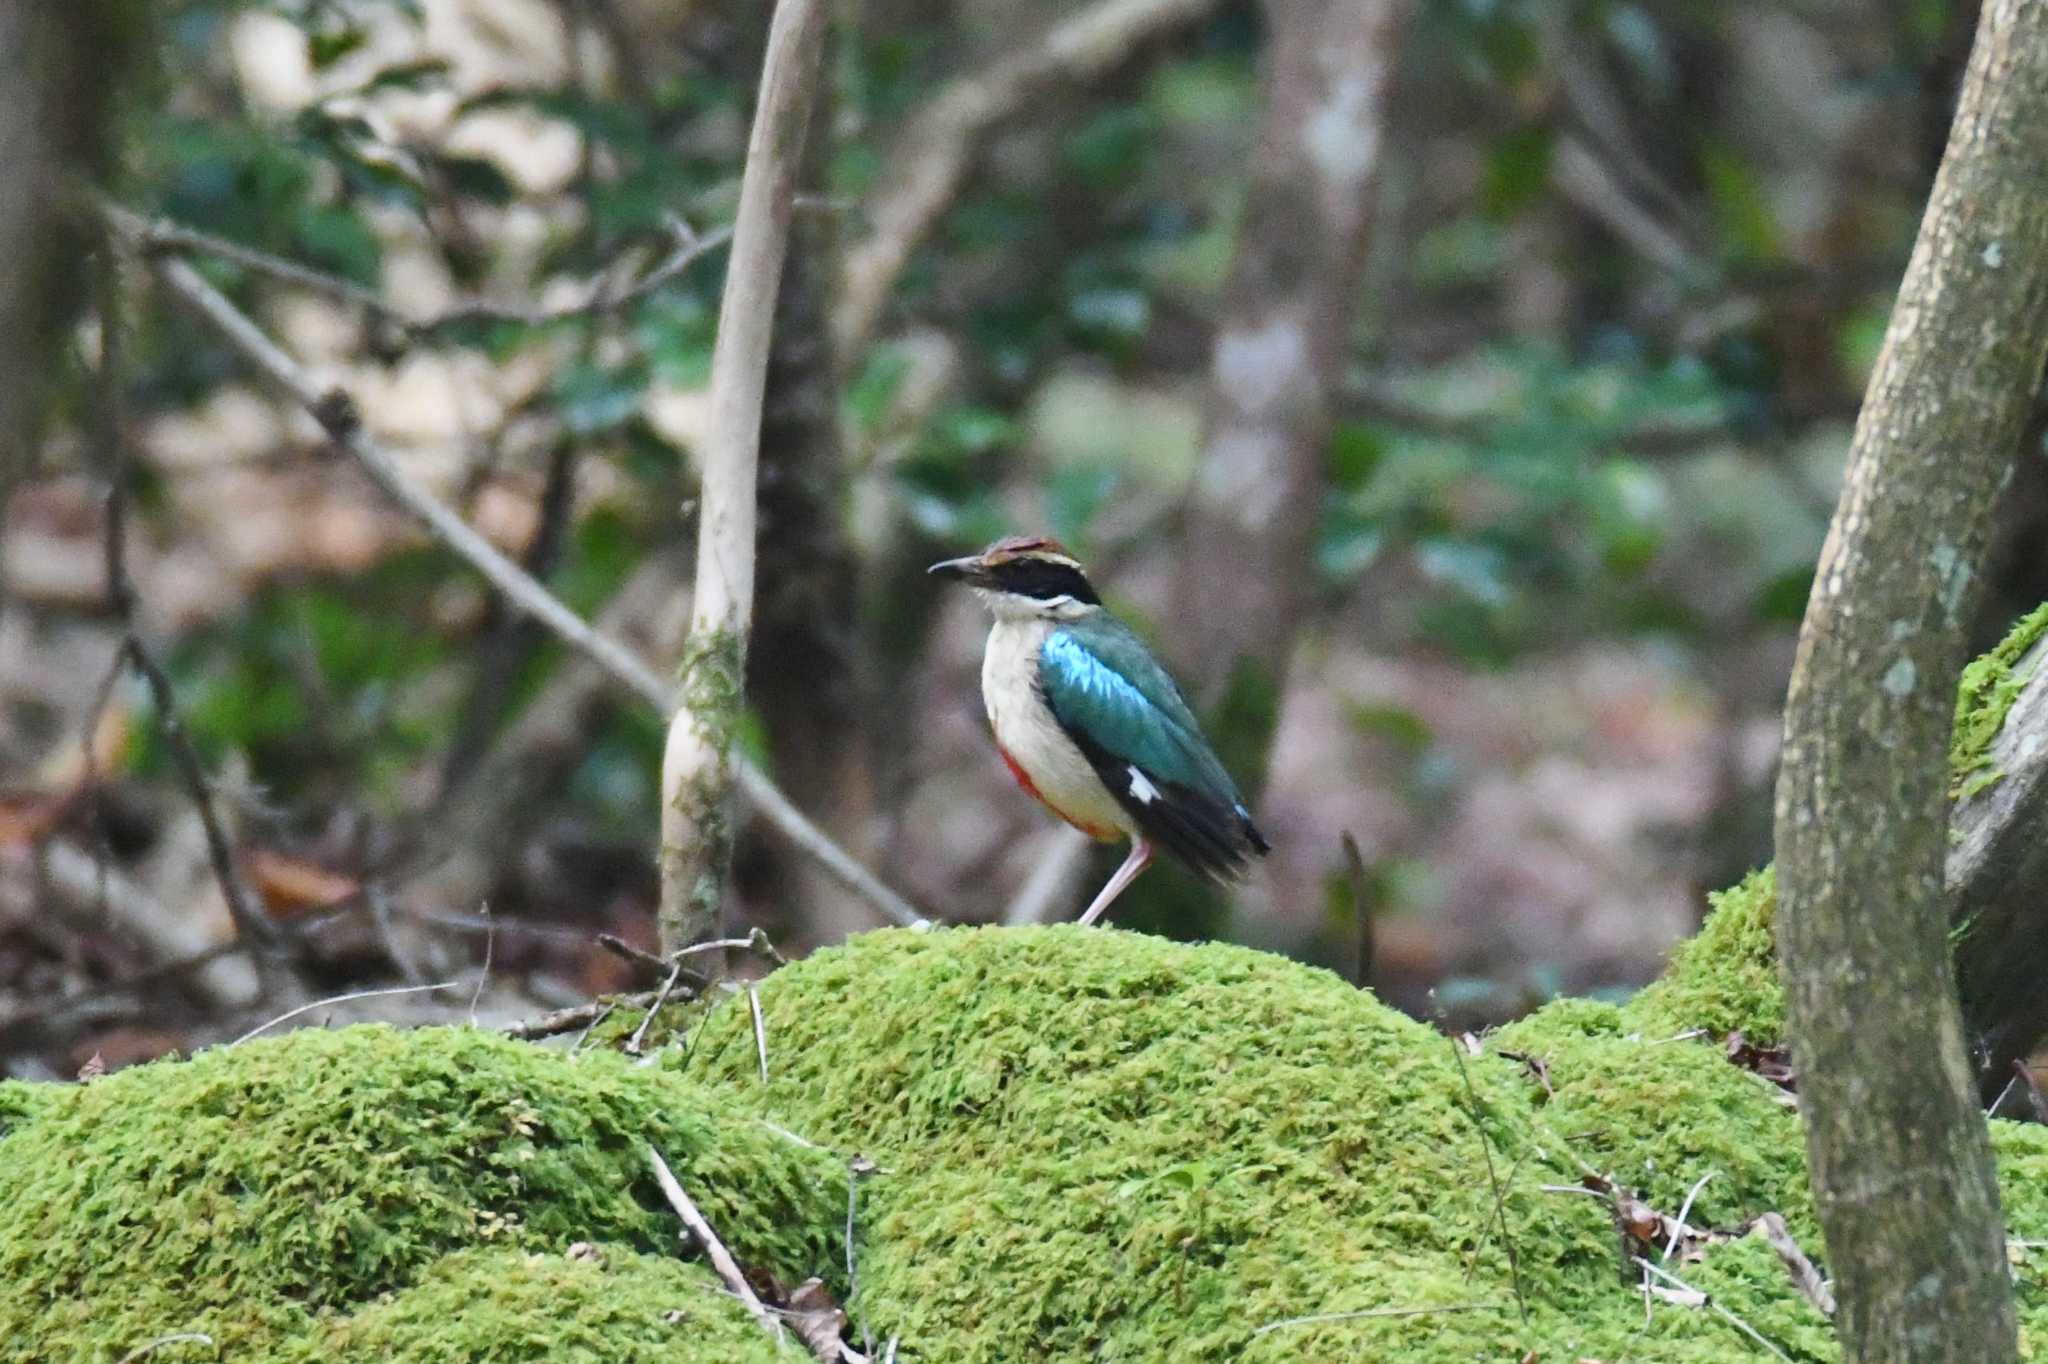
[1037,618,1268,879]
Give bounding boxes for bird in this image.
[930,534,1269,927]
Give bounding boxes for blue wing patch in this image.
[1038,630,1238,807]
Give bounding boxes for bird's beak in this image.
[927,555,986,584]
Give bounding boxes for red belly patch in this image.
[996,743,1119,842]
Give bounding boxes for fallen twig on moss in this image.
[626,962,687,1056]
[1444,1029,1528,1323]
[500,990,661,1042]
[747,985,770,1083]
[114,1332,214,1364]
[1756,1213,1835,1318]
[646,1144,783,1345]
[1632,1256,1792,1361]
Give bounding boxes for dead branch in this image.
[1756,1212,1836,1318]
[833,0,1221,356]
[646,1144,785,1345]
[659,0,830,949]
[88,262,283,969]
[105,211,923,932]
[116,204,732,337]
[500,988,662,1041]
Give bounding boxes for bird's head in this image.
[929,535,1102,620]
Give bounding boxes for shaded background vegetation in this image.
[2,0,2042,1075]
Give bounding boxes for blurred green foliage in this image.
[91,0,1942,957]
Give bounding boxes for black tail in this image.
[1069,735,1268,883]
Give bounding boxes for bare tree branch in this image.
[659,0,831,950]
[833,0,1223,356]
[115,203,733,337]
[105,212,925,933]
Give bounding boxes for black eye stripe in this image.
[993,560,1100,605]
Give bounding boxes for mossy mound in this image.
[679,925,1839,1361]
[0,1024,845,1362]
[15,923,2048,1361]
[1623,866,1783,1045]
[276,1246,788,1363]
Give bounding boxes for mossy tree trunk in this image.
[1771,2,2048,1359]
[658,0,831,952]
[1169,0,1411,792]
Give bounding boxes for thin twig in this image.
[646,1144,784,1344]
[626,960,687,1056]
[1661,1171,1714,1264]
[1341,831,1374,988]
[111,201,732,335]
[569,1002,616,1053]
[88,265,281,962]
[1250,1301,1504,1337]
[230,980,460,1046]
[1756,1212,1836,1318]
[1445,1034,1528,1324]
[746,926,790,967]
[500,989,660,1041]
[122,637,281,953]
[467,903,494,1026]
[747,984,769,1082]
[1632,1256,1793,1361]
[113,223,925,931]
[598,932,672,977]
[115,1333,215,1364]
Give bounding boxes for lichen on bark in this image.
[660,626,747,948]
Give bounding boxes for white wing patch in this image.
[1127,766,1161,804]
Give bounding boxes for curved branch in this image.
[1771,1,2048,1357]
[833,0,1221,357]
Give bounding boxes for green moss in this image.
[1494,997,1810,1232]
[30,922,2048,1362]
[0,1077,52,1136]
[0,1024,844,1362]
[1952,601,2048,800]
[1625,867,1784,1045]
[679,925,1834,1362]
[278,1246,788,1363]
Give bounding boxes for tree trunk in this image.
[657,0,830,952]
[0,5,140,597]
[1169,0,1410,789]
[747,64,881,946]
[1771,3,2048,1359]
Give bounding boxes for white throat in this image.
[971,587,1099,622]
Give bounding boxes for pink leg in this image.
[1076,839,1153,927]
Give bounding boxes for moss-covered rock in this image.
[1952,600,2048,800]
[1624,866,1783,1045]
[677,925,1839,1361]
[277,1246,788,1363]
[16,921,2048,1362]
[0,1024,845,1362]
